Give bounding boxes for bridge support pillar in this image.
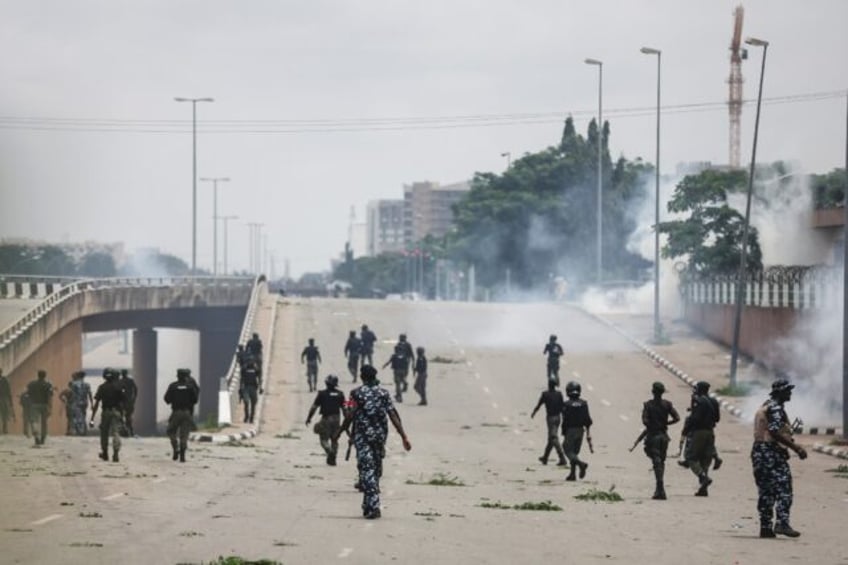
[133,328,158,435]
[199,328,237,424]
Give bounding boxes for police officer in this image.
[301,338,322,392]
[119,369,137,437]
[246,332,263,367]
[19,390,31,437]
[305,374,346,465]
[382,345,408,403]
[26,370,53,446]
[531,379,567,466]
[543,335,564,385]
[69,371,93,436]
[239,359,263,424]
[164,368,199,463]
[562,381,592,481]
[335,365,411,519]
[412,346,428,406]
[0,368,14,434]
[685,381,719,496]
[58,378,74,435]
[344,330,363,383]
[397,334,415,391]
[752,379,807,538]
[641,382,681,500]
[90,368,126,462]
[360,324,377,366]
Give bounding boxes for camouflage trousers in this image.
[751,442,793,528]
[354,437,385,515]
[70,404,88,436]
[99,409,122,455]
[167,409,194,451]
[644,431,670,484]
[562,426,585,467]
[542,414,566,463]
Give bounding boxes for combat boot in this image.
[774,524,800,537]
[695,485,708,496]
[99,452,108,461]
[112,451,119,463]
[565,469,577,481]
[759,527,776,538]
[713,456,723,471]
[578,461,588,479]
[179,448,186,463]
[652,481,667,500]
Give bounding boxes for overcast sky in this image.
[1,0,846,277]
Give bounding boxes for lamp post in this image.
[729,37,769,388]
[219,215,238,275]
[501,151,511,169]
[200,177,230,276]
[174,97,214,274]
[843,89,848,440]
[585,58,603,282]
[247,222,264,274]
[641,46,662,344]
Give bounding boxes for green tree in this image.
[812,168,847,209]
[658,169,762,275]
[78,251,116,277]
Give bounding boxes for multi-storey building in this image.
[366,199,405,256]
[402,180,470,246]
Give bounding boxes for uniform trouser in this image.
[348,357,360,380]
[0,403,10,434]
[318,415,341,457]
[167,409,194,452]
[64,405,73,435]
[99,409,122,455]
[543,414,566,463]
[242,385,258,422]
[562,427,585,468]
[361,351,373,366]
[21,407,31,436]
[71,405,88,436]
[355,438,385,515]
[644,432,670,486]
[547,362,560,384]
[751,442,793,528]
[687,429,715,478]
[29,404,49,444]
[306,362,318,390]
[393,370,406,401]
[124,403,135,435]
[413,373,427,403]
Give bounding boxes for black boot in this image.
[652,483,667,500]
[112,451,119,463]
[565,469,576,481]
[99,452,108,461]
[179,448,186,463]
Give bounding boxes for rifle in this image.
[586,431,594,454]
[345,437,353,461]
[629,429,647,452]
[790,417,803,435]
[673,435,686,459]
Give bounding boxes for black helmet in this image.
[177,368,191,380]
[308,338,315,344]
[399,333,407,341]
[771,379,795,395]
[652,381,666,394]
[360,365,378,381]
[102,368,116,380]
[416,346,424,354]
[565,381,581,397]
[694,381,710,394]
[325,374,339,388]
[362,324,368,330]
[349,330,356,337]
[549,334,557,342]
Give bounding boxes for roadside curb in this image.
[576,306,746,419]
[812,443,848,460]
[192,427,256,443]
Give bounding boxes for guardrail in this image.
[0,275,255,348]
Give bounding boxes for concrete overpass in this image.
[0,275,260,435]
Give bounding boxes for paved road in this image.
[0,297,844,564]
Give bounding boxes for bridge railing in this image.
[0,275,254,348]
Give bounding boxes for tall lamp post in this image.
[641,47,662,344]
[219,215,238,275]
[585,58,604,282]
[729,37,769,388]
[200,177,230,276]
[174,96,214,274]
[501,151,511,169]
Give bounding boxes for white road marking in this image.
[338,548,354,558]
[492,402,499,409]
[31,514,62,526]
[483,386,491,394]
[102,492,125,501]
[572,371,580,379]
[501,416,509,423]
[601,399,611,407]
[587,384,595,392]
[619,414,630,422]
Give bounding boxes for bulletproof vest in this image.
[303,346,320,362]
[28,380,52,404]
[390,353,407,370]
[242,367,260,387]
[318,389,345,416]
[168,383,197,410]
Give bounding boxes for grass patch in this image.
[826,464,848,473]
[479,501,512,509]
[272,540,296,547]
[574,486,623,502]
[715,383,752,397]
[204,557,282,565]
[179,531,205,537]
[60,501,75,506]
[50,470,87,477]
[414,511,442,518]
[5,528,33,532]
[460,425,472,430]
[223,440,255,448]
[78,512,102,518]
[407,472,466,487]
[431,356,462,364]
[275,432,300,440]
[479,500,561,511]
[480,422,508,428]
[69,542,103,548]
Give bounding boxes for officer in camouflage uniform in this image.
[531,379,567,466]
[69,371,93,436]
[305,374,345,465]
[90,368,126,462]
[301,338,322,392]
[26,370,53,446]
[751,379,807,538]
[640,381,680,500]
[0,369,14,434]
[543,335,564,385]
[165,368,199,462]
[336,365,411,519]
[562,381,592,481]
[686,381,719,496]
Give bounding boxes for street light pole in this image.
[200,177,230,276]
[729,37,769,388]
[843,89,848,440]
[501,151,511,169]
[219,215,238,275]
[585,58,604,282]
[174,97,214,275]
[641,47,662,344]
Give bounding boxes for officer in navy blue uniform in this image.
[164,369,199,462]
[306,375,346,465]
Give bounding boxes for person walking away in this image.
[164,369,199,462]
[246,332,263,368]
[0,369,14,434]
[26,370,53,446]
[239,359,262,424]
[305,374,346,465]
[685,381,719,496]
[640,381,680,500]
[413,346,428,406]
[531,379,567,466]
[58,379,74,435]
[382,345,408,403]
[397,334,415,392]
[301,338,322,392]
[118,369,138,437]
[69,371,93,436]
[543,335,564,385]
[360,324,377,366]
[90,368,126,462]
[562,381,592,481]
[344,330,363,383]
[335,365,411,519]
[752,379,807,538]
[19,390,30,437]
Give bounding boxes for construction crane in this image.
[728,5,747,168]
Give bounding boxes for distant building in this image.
[366,199,405,256]
[402,180,470,246]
